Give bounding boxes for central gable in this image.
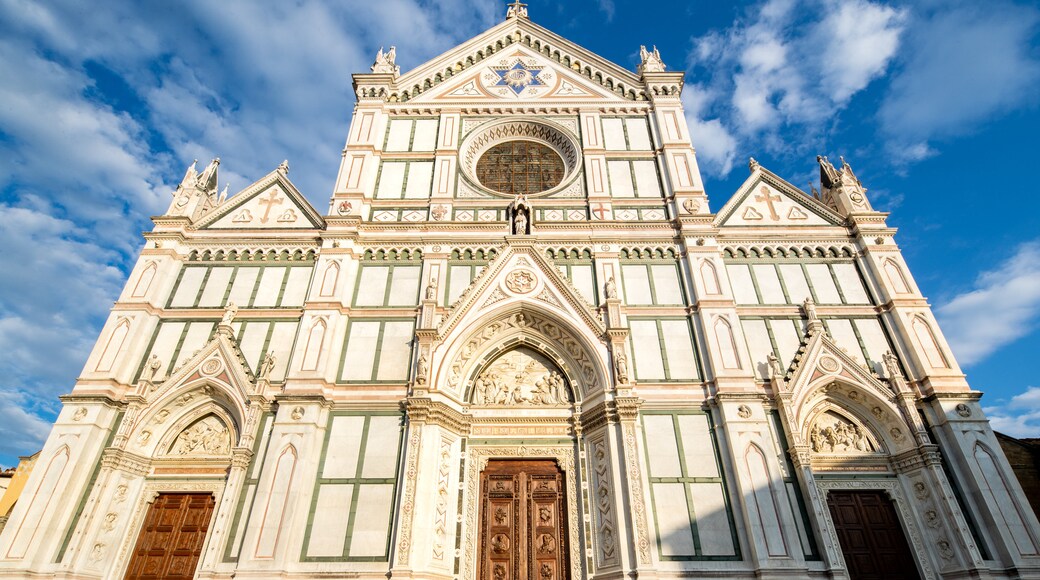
[391,18,644,104]
[411,46,627,103]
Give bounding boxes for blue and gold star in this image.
[492,60,545,95]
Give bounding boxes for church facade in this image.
[2,5,1038,580]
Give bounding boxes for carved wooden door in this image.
[827,490,920,580]
[125,493,215,580]
[478,460,569,580]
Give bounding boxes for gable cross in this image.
[506,0,528,19]
[258,189,285,224]
[754,186,782,221]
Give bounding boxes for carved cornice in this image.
[405,397,471,434]
[101,448,151,477]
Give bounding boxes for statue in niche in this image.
[416,353,429,384]
[470,348,570,406]
[169,415,231,456]
[809,412,872,453]
[604,277,617,299]
[508,193,532,235]
[614,350,629,384]
[425,278,437,300]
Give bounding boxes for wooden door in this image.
[125,493,215,580]
[827,490,919,580]
[478,460,568,580]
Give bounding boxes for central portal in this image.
[478,459,569,580]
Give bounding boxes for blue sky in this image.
[0,0,1038,465]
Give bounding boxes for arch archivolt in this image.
[435,305,608,405]
[794,377,918,469]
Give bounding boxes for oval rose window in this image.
[475,141,565,195]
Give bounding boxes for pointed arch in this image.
[301,318,327,371]
[319,261,340,297]
[713,316,741,369]
[911,315,949,368]
[883,258,911,294]
[743,443,789,557]
[254,444,298,559]
[131,262,157,298]
[972,441,1040,555]
[437,304,609,404]
[6,445,70,559]
[699,259,721,295]
[95,317,130,372]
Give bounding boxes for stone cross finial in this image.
[506,0,528,19]
[277,159,289,174]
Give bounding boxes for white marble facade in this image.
[1,6,1038,580]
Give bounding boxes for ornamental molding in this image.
[815,478,936,579]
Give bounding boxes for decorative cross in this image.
[258,189,285,224]
[754,186,781,221]
[506,0,528,18]
[591,203,610,220]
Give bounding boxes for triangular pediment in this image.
[410,45,629,103]
[145,326,257,407]
[194,169,324,230]
[716,165,843,227]
[389,18,645,103]
[437,242,605,340]
[782,325,893,407]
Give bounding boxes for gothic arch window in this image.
[475,141,565,195]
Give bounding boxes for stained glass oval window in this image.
[475,141,565,195]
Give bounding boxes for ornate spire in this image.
[506,0,528,19]
[370,46,400,76]
[638,45,666,74]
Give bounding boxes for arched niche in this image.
[130,381,245,458]
[796,378,917,459]
[466,346,573,407]
[436,306,608,404]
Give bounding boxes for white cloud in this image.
[682,87,738,175]
[881,2,1040,150]
[598,0,616,21]
[686,0,906,176]
[984,386,1040,438]
[936,240,1040,366]
[0,0,499,461]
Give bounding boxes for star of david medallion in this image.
[481,53,555,99]
[504,269,537,294]
[494,61,544,95]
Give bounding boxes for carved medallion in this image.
[955,403,972,418]
[819,355,841,373]
[504,269,537,294]
[200,358,223,376]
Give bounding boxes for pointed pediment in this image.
[410,46,629,103]
[147,326,256,407]
[782,326,892,405]
[388,18,644,103]
[716,165,843,227]
[437,242,605,340]
[194,169,324,230]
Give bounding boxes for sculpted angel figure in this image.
[258,351,276,381]
[767,352,784,378]
[605,277,617,299]
[221,302,238,326]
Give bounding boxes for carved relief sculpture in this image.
[809,412,874,454]
[168,415,231,456]
[471,348,570,406]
